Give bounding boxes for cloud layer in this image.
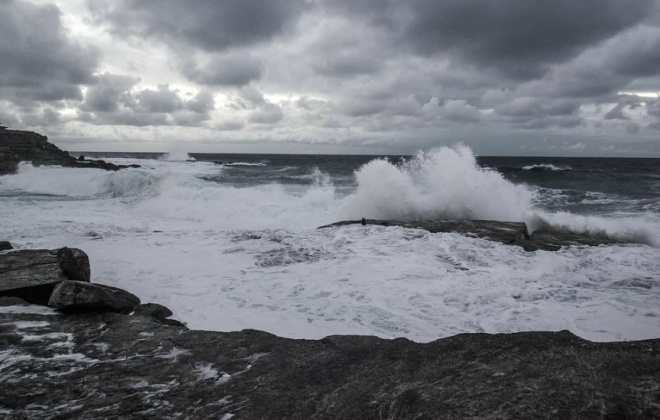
[1,0,660,155]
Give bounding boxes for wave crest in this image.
[0,163,160,198]
[341,145,535,222]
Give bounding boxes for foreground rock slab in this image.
[0,248,90,305]
[48,280,140,314]
[0,307,658,419]
[320,219,619,251]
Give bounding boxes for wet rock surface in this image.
[0,128,139,174]
[0,308,659,419]
[48,280,141,314]
[320,219,620,251]
[0,248,90,305]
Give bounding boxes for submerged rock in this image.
[320,219,620,251]
[0,247,90,305]
[0,307,658,419]
[48,280,140,314]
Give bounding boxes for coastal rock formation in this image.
[48,280,141,314]
[320,219,619,251]
[1,307,659,419]
[0,241,12,251]
[0,247,90,305]
[0,127,138,175]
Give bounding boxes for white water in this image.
[1,146,658,343]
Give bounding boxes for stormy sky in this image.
[2,0,660,156]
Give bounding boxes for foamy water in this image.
[1,146,658,342]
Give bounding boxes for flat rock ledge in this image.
[319,219,620,251]
[1,247,659,418]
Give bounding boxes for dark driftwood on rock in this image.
[0,309,659,419]
[0,247,90,304]
[0,128,139,174]
[319,219,619,251]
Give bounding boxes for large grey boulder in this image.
[0,247,90,304]
[320,219,620,251]
[48,280,141,314]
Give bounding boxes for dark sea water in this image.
[86,151,660,218]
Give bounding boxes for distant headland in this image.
[0,127,139,175]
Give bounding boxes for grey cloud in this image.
[135,85,183,113]
[184,91,215,114]
[231,87,284,125]
[402,0,654,78]
[89,0,308,51]
[0,0,97,102]
[522,26,660,99]
[439,100,481,123]
[182,53,263,86]
[80,73,139,113]
[248,103,284,124]
[78,76,214,126]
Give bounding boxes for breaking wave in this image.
[340,146,535,222]
[0,163,161,198]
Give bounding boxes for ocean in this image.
[1,146,658,342]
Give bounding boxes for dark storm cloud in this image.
[520,25,660,99]
[88,0,308,51]
[401,0,655,78]
[181,53,264,86]
[0,0,97,102]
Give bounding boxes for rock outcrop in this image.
[0,247,90,305]
[0,307,658,419]
[320,219,620,251]
[0,128,138,175]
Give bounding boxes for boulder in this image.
[320,219,620,251]
[0,241,12,251]
[48,280,140,314]
[0,247,90,304]
[132,302,186,326]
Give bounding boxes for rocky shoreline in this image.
[0,127,138,175]
[2,244,660,419]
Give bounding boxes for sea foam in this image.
[0,163,160,198]
[341,146,535,222]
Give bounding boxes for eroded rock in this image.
[48,280,140,314]
[0,247,90,304]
